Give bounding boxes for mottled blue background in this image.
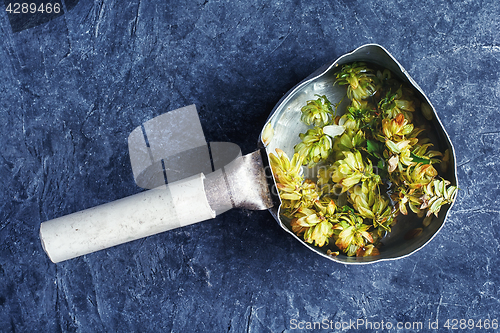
[1,0,499,332]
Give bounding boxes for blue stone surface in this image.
[1,0,499,332]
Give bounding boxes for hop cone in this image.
[300,95,334,127]
[294,127,333,167]
[336,62,380,101]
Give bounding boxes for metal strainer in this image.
[40,44,457,264]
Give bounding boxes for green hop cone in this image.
[335,62,380,101]
[421,179,458,217]
[331,150,381,193]
[277,179,320,211]
[300,95,334,127]
[290,206,334,247]
[378,87,415,120]
[333,212,373,257]
[349,182,395,234]
[294,127,333,167]
[269,148,304,186]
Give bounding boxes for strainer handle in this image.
[40,173,215,263]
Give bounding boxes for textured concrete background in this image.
[1,0,499,332]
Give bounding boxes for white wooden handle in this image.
[40,173,215,263]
